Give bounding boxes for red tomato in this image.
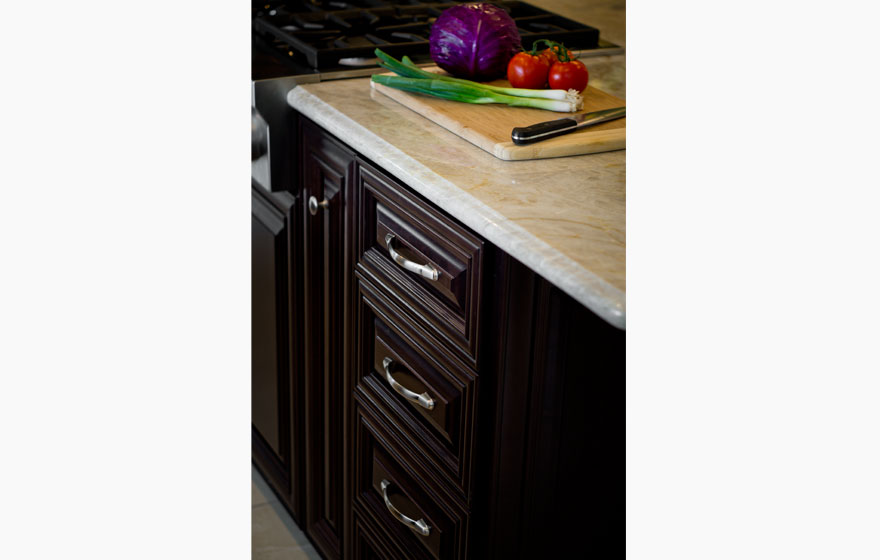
[506,52,550,89]
[548,60,589,92]
[540,45,573,66]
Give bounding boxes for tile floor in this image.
[252,466,322,560]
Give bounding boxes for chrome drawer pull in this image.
[384,233,440,281]
[380,479,431,537]
[383,357,435,410]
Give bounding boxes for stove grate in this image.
[253,1,600,71]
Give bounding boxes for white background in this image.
[1,0,879,558]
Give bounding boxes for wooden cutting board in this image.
[370,68,625,161]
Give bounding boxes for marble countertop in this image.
[286,1,626,329]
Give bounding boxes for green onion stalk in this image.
[372,49,582,113]
[372,74,580,112]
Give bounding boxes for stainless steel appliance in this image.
[251,0,623,193]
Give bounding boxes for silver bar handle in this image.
[380,479,431,537]
[384,233,440,281]
[382,357,434,410]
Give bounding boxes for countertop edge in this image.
[287,86,626,330]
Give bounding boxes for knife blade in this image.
[511,106,626,145]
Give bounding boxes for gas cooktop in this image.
[252,0,623,81]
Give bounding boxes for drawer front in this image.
[351,507,406,560]
[356,275,477,497]
[355,159,483,365]
[353,402,469,560]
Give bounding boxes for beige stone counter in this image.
[287,1,626,329]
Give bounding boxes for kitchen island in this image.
[285,0,625,328]
[253,2,626,558]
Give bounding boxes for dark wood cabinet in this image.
[355,277,479,499]
[253,114,624,559]
[251,182,303,520]
[355,160,484,367]
[477,255,625,558]
[300,118,357,560]
[352,400,470,560]
[351,507,408,560]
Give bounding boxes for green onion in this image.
[373,49,582,111]
[372,74,579,113]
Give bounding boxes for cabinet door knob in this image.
[380,479,431,537]
[308,195,330,216]
[384,233,440,281]
[382,357,434,410]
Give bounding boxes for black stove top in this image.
[252,0,617,81]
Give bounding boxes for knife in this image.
[511,106,626,145]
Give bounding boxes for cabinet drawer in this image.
[355,159,483,365]
[356,276,477,496]
[351,507,405,560]
[353,404,469,560]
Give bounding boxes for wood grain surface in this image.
[370,69,626,161]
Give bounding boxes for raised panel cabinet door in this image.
[252,184,301,515]
[480,254,625,559]
[301,119,356,560]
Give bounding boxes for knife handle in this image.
[511,118,577,145]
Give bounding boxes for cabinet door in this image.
[301,119,355,560]
[251,184,303,519]
[482,258,625,558]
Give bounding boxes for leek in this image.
[373,49,582,112]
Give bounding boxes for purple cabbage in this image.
[429,3,522,81]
